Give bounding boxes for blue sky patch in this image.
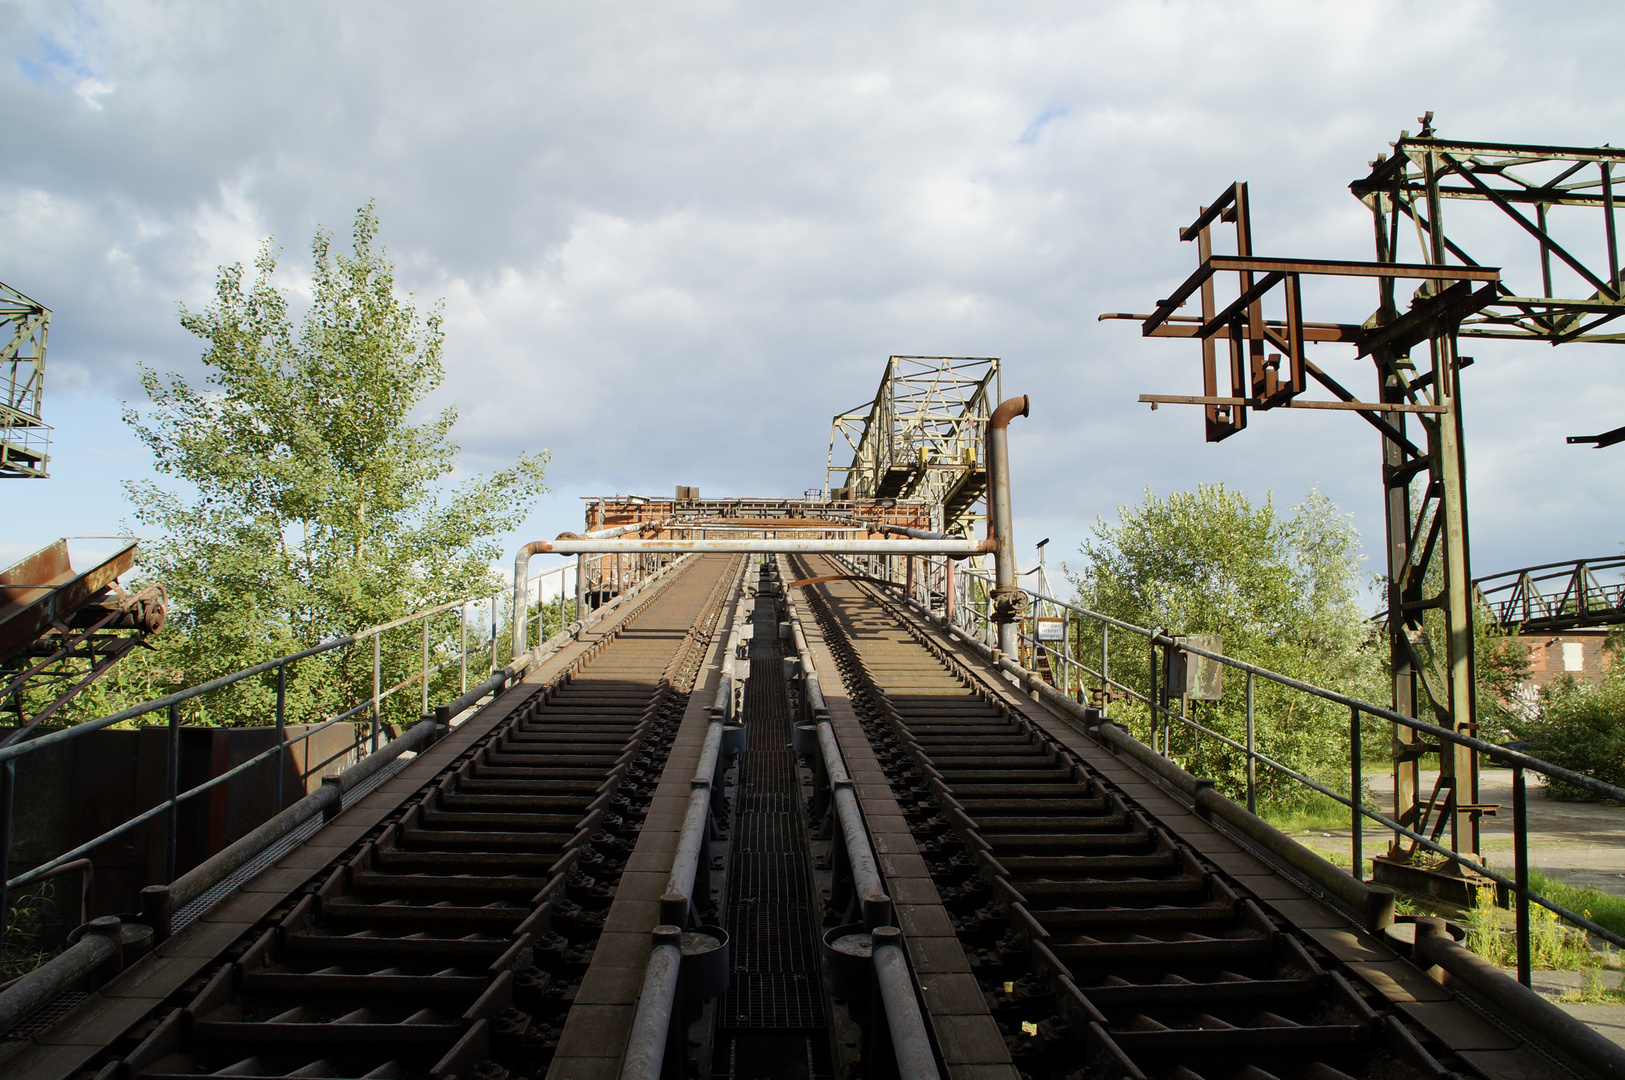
[1018,105,1067,145]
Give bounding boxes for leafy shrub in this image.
[1065,485,1384,811]
[1507,663,1625,801]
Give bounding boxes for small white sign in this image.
[1035,618,1065,641]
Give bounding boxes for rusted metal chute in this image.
[0,539,167,733]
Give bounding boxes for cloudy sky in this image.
[4,1,1623,597]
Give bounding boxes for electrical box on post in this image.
[1166,634,1223,701]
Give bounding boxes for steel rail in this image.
[40,552,733,1080]
[623,557,750,1080]
[781,555,939,1080]
[925,568,1625,950]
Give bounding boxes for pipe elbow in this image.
[513,540,554,578]
[989,395,1030,431]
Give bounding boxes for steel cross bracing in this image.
[1105,117,1625,894]
[825,356,1000,535]
[0,280,51,480]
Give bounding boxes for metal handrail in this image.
[851,552,1625,987]
[0,554,662,956]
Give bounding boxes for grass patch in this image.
[1466,889,1597,970]
[1560,968,1625,1004]
[1528,870,1625,940]
[1259,791,1358,835]
[1,883,63,979]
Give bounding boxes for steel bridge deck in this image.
[0,553,1602,1080]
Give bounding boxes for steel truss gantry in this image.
[1107,115,1625,895]
[824,356,1000,535]
[1,281,50,480]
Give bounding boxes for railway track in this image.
[71,554,742,1080]
[790,554,1469,1080]
[8,549,1612,1080]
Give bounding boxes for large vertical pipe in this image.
[986,396,1029,657]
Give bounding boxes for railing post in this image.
[1351,704,1363,881]
[490,595,498,675]
[944,557,955,628]
[421,617,430,715]
[371,635,382,753]
[1241,671,1255,814]
[0,759,14,953]
[1061,612,1071,698]
[165,701,180,884]
[460,602,468,695]
[1514,765,1531,987]
[1148,635,1160,751]
[1100,623,1109,706]
[273,664,287,816]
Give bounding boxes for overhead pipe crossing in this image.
[511,397,1031,670]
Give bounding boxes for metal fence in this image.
[0,557,589,954]
[845,552,1625,988]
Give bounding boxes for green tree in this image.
[1066,484,1384,809]
[109,202,548,726]
[1473,606,1534,734]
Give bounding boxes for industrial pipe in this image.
[820,724,893,928]
[777,564,891,926]
[0,917,151,1036]
[986,395,1029,656]
[141,715,447,937]
[780,558,936,1078]
[558,519,676,541]
[620,925,684,1080]
[511,533,681,658]
[523,538,991,556]
[663,720,726,926]
[874,524,962,542]
[629,561,750,1079]
[872,926,942,1080]
[1413,918,1625,1078]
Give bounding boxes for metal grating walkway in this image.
[718,581,825,1034]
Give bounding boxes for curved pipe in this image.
[989,394,1030,429]
[512,541,553,657]
[512,520,673,653]
[986,396,1029,655]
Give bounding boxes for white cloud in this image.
[73,76,113,109]
[1,0,1622,574]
